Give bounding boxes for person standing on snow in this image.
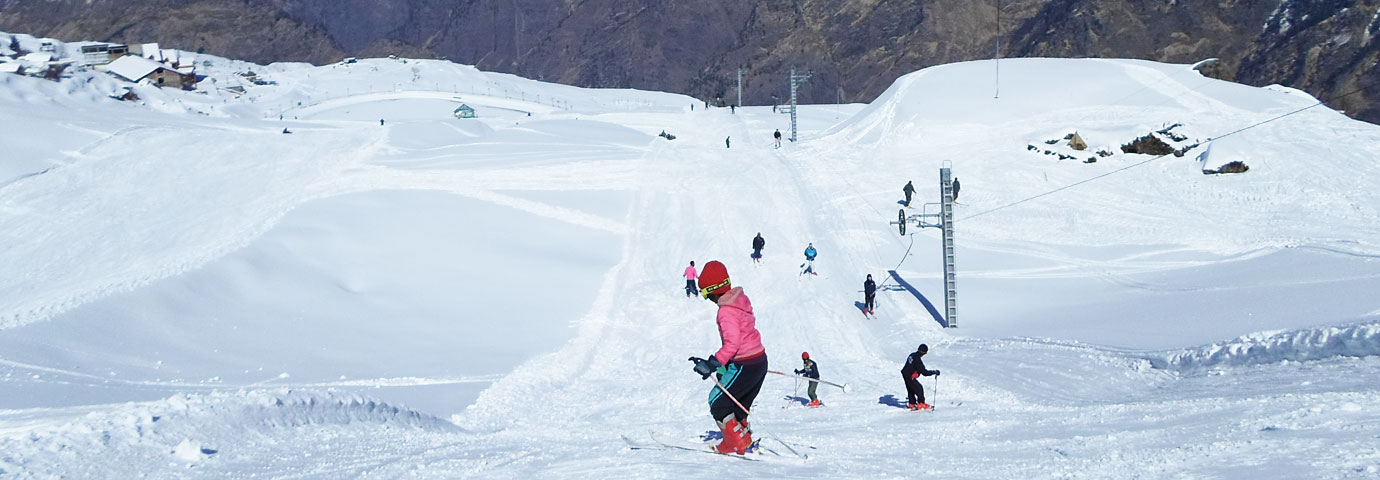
[683,261,698,297]
[952,177,961,202]
[726,136,731,149]
[751,233,765,262]
[773,129,782,148]
[863,274,877,315]
[901,344,940,410]
[688,261,768,455]
[795,352,822,407]
[803,243,818,275]
[903,180,915,207]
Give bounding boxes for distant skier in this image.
[751,233,765,262]
[380,119,385,126]
[795,352,822,407]
[730,104,736,114]
[863,274,877,316]
[901,344,940,411]
[281,127,291,134]
[683,261,699,297]
[802,243,818,275]
[903,180,915,207]
[688,261,768,455]
[773,129,782,148]
[952,177,961,202]
[726,136,731,149]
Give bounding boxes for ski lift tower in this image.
[787,68,812,142]
[888,162,958,327]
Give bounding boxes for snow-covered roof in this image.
[141,43,162,61]
[19,52,52,64]
[0,63,21,74]
[106,55,163,82]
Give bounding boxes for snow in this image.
[3,28,1380,478]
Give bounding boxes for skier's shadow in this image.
[699,430,723,442]
[853,301,868,314]
[878,394,908,409]
[782,394,809,406]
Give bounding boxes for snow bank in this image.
[0,389,459,475]
[1150,320,1380,372]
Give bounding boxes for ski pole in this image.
[767,370,852,392]
[933,375,939,409]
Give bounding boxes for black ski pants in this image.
[903,372,925,405]
[709,355,768,423]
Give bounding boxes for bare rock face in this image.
[2,0,1376,124]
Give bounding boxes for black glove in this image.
[689,356,723,380]
[933,369,941,376]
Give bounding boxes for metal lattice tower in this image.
[939,164,957,327]
[788,68,811,142]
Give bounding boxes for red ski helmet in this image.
[801,351,810,360]
[698,260,731,298]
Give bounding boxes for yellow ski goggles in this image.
[700,277,731,299]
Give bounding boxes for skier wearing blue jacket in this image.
[802,243,818,275]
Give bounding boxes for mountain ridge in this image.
[1,0,1375,123]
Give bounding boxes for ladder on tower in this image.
[939,164,957,328]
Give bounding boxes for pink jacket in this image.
[685,266,698,280]
[713,287,766,364]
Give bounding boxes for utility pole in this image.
[737,66,743,108]
[994,0,1001,99]
[788,68,812,142]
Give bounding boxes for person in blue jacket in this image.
[803,243,818,275]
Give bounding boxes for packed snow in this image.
[2,30,1379,478]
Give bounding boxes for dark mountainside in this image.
[2,0,1376,124]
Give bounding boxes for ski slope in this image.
[2,31,1380,478]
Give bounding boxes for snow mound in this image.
[822,57,1306,148]
[0,389,460,475]
[1150,320,1380,372]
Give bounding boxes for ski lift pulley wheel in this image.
[897,208,906,236]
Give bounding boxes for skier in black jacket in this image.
[903,181,915,207]
[863,274,877,316]
[795,352,822,407]
[751,233,765,262]
[901,344,940,410]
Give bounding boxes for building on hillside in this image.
[134,42,162,62]
[80,43,129,65]
[106,55,197,89]
[453,104,477,118]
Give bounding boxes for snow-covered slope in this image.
[3,31,1379,478]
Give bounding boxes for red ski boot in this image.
[807,399,822,407]
[714,416,749,455]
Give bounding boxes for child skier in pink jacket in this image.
[689,260,768,455]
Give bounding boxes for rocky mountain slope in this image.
[2,0,1376,123]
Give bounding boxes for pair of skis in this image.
[622,431,809,462]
